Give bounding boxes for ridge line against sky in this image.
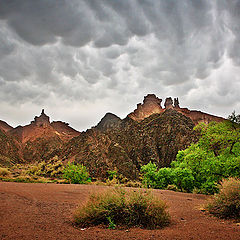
[0,0,239,131]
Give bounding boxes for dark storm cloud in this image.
[0,0,239,130]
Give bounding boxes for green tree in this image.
[141,119,240,194]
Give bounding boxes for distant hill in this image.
[0,109,80,165]
[0,120,14,132]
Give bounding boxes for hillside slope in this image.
[61,109,196,179]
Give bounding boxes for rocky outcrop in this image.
[3,110,80,163]
[128,94,164,121]
[0,128,23,166]
[31,109,50,127]
[164,97,174,109]
[128,95,225,125]
[61,109,196,179]
[51,121,80,141]
[95,113,122,131]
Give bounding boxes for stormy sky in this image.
[0,0,240,131]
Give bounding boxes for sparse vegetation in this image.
[0,167,10,176]
[206,178,240,219]
[27,158,64,178]
[74,188,170,229]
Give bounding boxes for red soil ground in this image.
[0,182,239,240]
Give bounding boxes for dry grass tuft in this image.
[206,178,240,219]
[74,187,170,229]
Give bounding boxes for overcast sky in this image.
[0,0,240,131]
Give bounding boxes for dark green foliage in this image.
[206,178,240,219]
[63,162,91,184]
[74,188,170,229]
[141,162,194,192]
[141,120,240,194]
[107,169,117,181]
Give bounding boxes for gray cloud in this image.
[0,0,239,130]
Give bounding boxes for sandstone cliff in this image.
[128,94,225,125]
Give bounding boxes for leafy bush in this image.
[206,178,240,219]
[74,188,170,229]
[63,162,91,184]
[0,167,10,176]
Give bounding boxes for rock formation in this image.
[0,95,226,178]
[31,109,50,127]
[128,94,225,125]
[62,109,197,179]
[0,110,80,164]
[164,97,174,109]
[128,94,164,121]
[174,98,180,108]
[95,113,122,131]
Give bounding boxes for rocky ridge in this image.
[128,94,224,125]
[0,95,225,179]
[0,110,80,164]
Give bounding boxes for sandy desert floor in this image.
[0,182,239,240]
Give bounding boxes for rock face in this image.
[0,128,22,166]
[128,94,164,121]
[0,110,80,165]
[31,109,50,127]
[128,94,225,125]
[61,109,197,179]
[164,97,174,109]
[95,113,122,131]
[0,120,13,132]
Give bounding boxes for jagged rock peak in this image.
[96,112,122,131]
[31,109,50,127]
[164,97,174,109]
[128,94,224,125]
[174,97,180,108]
[143,94,162,106]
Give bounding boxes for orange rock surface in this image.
[128,94,225,125]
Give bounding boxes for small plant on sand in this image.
[63,162,91,184]
[206,178,240,219]
[107,216,116,229]
[74,187,170,229]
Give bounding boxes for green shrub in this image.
[107,170,117,181]
[63,162,91,184]
[206,178,240,219]
[0,167,10,176]
[74,188,170,229]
